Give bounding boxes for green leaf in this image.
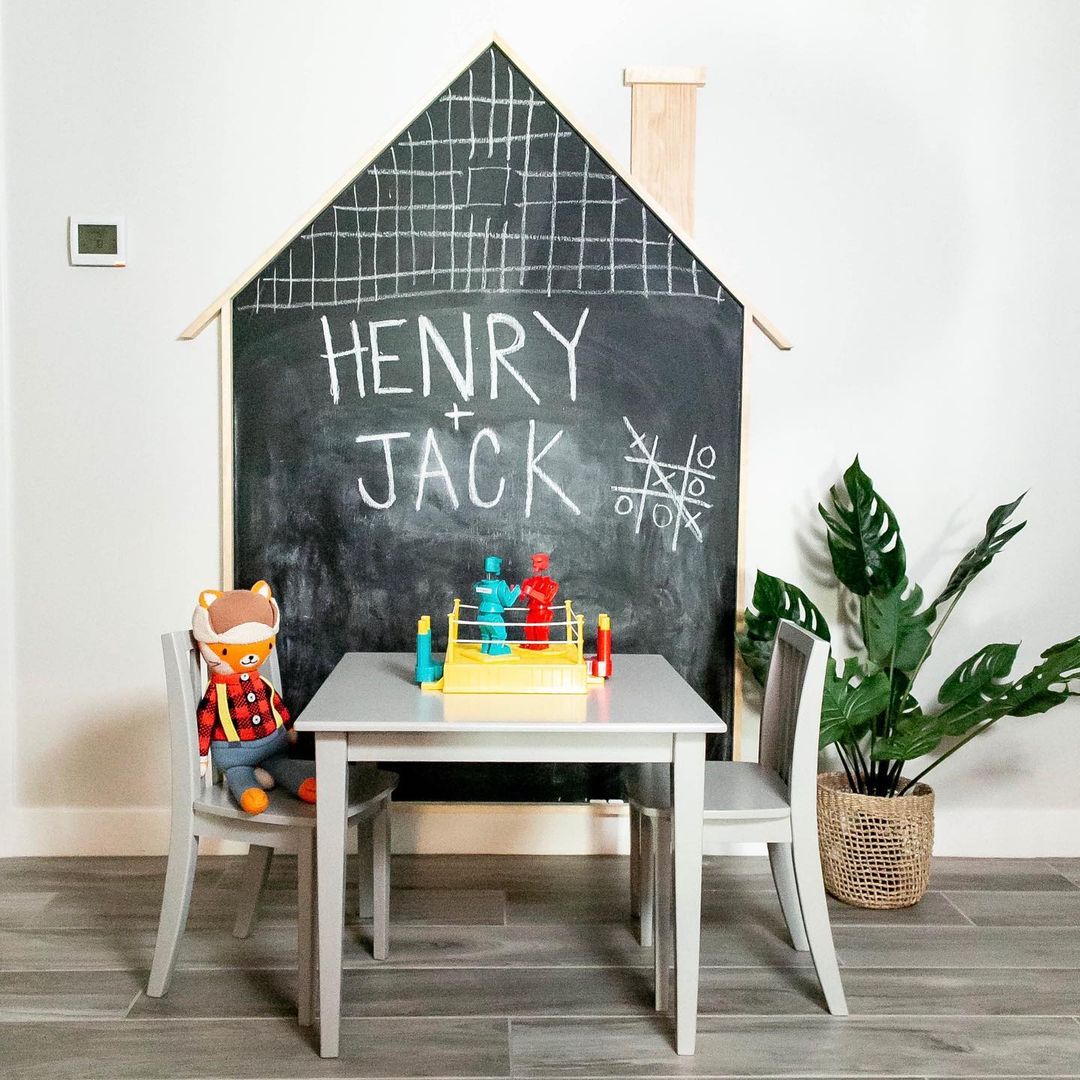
[734,633,773,689]
[873,699,947,761]
[737,571,831,686]
[1008,689,1071,717]
[927,495,1026,619]
[818,457,906,597]
[861,578,933,673]
[934,634,1080,737]
[938,643,1020,708]
[819,657,891,750]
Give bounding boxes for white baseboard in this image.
[1,803,640,857]
[3,806,173,857]
[0,803,741,857]
[3,803,1079,858]
[931,807,1080,857]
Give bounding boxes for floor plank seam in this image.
[933,892,977,926]
[12,1011,1080,1022]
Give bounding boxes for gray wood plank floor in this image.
[0,853,1078,1078]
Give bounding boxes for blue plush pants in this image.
[210,726,313,805]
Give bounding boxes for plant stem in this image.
[893,591,964,732]
[880,620,906,795]
[879,589,966,796]
[887,759,905,796]
[849,737,870,793]
[834,743,858,793]
[899,720,997,793]
[858,596,878,787]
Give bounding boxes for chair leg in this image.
[355,817,374,921]
[233,844,274,939]
[147,829,198,997]
[768,841,809,952]
[629,803,641,923]
[790,824,848,1015]
[372,803,391,961]
[310,850,319,1025]
[297,829,316,1027]
[654,813,673,1012]
[639,813,656,948]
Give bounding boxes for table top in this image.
[295,653,725,734]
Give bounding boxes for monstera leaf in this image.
[874,639,1080,762]
[736,571,832,686]
[861,578,934,673]
[935,635,1080,737]
[938,643,1020,719]
[872,697,946,761]
[819,657,891,750]
[926,496,1026,619]
[819,458,906,597]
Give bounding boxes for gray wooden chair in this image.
[147,630,398,1024]
[626,620,847,1016]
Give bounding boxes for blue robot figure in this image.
[473,555,521,656]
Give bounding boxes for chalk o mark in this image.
[652,503,674,528]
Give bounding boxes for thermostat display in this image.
[69,216,126,266]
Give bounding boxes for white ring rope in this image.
[455,617,574,628]
[457,603,544,611]
[454,638,572,645]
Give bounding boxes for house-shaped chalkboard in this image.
[182,36,788,802]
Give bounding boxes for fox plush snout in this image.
[191,580,280,675]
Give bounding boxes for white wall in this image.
[1,0,1077,856]
[0,5,15,842]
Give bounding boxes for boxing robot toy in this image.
[520,552,559,650]
[473,554,520,656]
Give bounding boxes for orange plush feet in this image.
[297,777,317,804]
[239,787,270,815]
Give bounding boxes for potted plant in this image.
[736,458,1080,908]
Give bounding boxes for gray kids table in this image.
[295,652,723,1057]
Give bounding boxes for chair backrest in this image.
[757,620,830,813]
[160,630,284,810]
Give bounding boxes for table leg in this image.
[672,732,705,1055]
[315,731,348,1058]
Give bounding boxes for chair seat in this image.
[195,766,398,829]
[626,761,791,820]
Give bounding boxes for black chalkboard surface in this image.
[232,44,743,800]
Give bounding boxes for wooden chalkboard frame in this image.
[183,31,791,767]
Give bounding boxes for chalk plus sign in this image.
[444,402,474,432]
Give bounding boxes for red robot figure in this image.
[520,552,559,650]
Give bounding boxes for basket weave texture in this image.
[817,772,935,909]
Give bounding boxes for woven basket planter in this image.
[817,772,935,909]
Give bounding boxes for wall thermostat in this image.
[69,216,126,266]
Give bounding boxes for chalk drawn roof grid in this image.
[182,34,789,349]
[240,47,725,317]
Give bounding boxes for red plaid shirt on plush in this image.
[196,670,292,757]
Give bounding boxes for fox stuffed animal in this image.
[192,581,316,815]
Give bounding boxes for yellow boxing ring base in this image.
[419,599,603,695]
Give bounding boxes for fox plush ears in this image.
[192,581,280,645]
[198,580,272,612]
